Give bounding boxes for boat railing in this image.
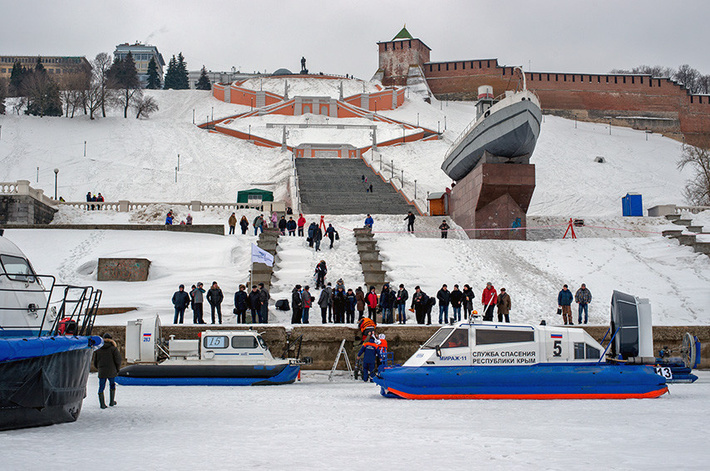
[47,285,103,337]
[0,273,101,337]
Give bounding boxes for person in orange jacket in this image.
[376,334,388,375]
[358,334,379,382]
[481,282,498,322]
[358,316,376,342]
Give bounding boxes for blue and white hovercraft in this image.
[374,291,673,400]
[0,232,103,430]
[116,316,307,386]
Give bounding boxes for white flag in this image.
[251,243,274,267]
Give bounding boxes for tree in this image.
[196,66,211,90]
[163,55,177,89]
[674,64,701,93]
[24,57,62,117]
[59,72,90,118]
[146,57,161,89]
[0,78,6,114]
[107,52,141,118]
[92,52,113,118]
[133,95,159,118]
[9,61,27,97]
[678,143,710,206]
[175,52,189,89]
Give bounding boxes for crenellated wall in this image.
[377,35,710,145]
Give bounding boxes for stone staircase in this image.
[250,227,280,289]
[661,214,710,256]
[354,227,388,291]
[295,158,417,215]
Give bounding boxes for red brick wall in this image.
[421,59,710,144]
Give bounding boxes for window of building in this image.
[476,329,534,345]
[478,61,482,68]
[614,77,618,84]
[487,60,490,68]
[446,63,449,71]
[555,74,558,81]
[623,76,626,84]
[572,75,575,82]
[454,62,457,70]
[503,67,506,76]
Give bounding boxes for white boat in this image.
[115,316,308,386]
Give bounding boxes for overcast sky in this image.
[2,0,708,79]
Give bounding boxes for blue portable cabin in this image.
[622,193,643,216]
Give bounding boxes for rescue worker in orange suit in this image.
[376,334,388,375]
[358,334,379,382]
[358,317,376,342]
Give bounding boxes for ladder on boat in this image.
[328,339,355,381]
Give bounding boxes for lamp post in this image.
[248,125,251,141]
[391,160,394,181]
[437,121,440,134]
[402,125,405,144]
[416,113,419,127]
[211,107,214,122]
[175,167,178,183]
[84,141,86,157]
[177,154,180,171]
[414,179,417,200]
[193,109,195,124]
[53,168,59,200]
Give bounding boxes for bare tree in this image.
[678,143,710,206]
[674,64,701,93]
[59,74,89,118]
[133,95,159,119]
[92,53,112,118]
[0,78,6,114]
[84,77,103,120]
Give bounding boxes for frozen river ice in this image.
[2,371,709,470]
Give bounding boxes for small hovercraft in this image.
[115,316,309,386]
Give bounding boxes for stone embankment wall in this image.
[96,325,709,370]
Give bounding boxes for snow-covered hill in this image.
[1,87,708,325]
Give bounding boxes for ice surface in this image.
[1,371,708,470]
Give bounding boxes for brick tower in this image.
[377,25,431,86]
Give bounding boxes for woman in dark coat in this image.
[355,287,366,320]
[94,333,122,409]
[234,284,248,323]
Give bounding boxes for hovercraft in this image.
[0,232,103,431]
[115,316,309,386]
[374,291,672,400]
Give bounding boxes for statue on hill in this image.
[300,57,308,75]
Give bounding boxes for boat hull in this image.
[442,99,542,181]
[0,337,99,431]
[115,363,300,386]
[374,363,668,400]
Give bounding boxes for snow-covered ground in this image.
[2,371,709,470]
[240,75,380,99]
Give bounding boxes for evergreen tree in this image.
[0,79,6,114]
[175,52,189,89]
[146,57,161,89]
[107,52,141,118]
[24,57,62,117]
[196,66,211,90]
[163,55,177,89]
[9,61,27,96]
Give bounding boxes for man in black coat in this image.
[404,211,416,233]
[93,333,122,409]
[450,284,464,322]
[233,284,248,323]
[171,284,190,324]
[291,284,303,324]
[206,281,224,324]
[248,285,262,323]
[437,284,451,324]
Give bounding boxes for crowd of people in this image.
[85,192,104,210]
[172,281,270,325]
[165,210,192,226]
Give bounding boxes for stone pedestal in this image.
[98,258,151,281]
[449,162,535,240]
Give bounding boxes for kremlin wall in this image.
[377,28,710,145]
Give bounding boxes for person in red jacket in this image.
[365,286,379,321]
[297,214,306,237]
[481,282,498,322]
